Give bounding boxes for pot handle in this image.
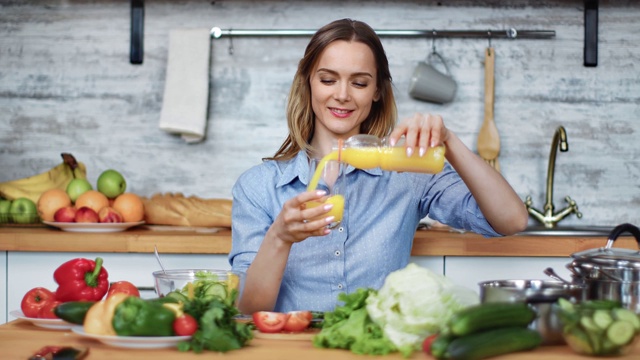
[605,223,640,249]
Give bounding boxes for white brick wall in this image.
[1,0,638,227]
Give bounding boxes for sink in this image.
[518,225,614,237]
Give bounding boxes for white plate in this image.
[10,310,75,330]
[43,221,144,233]
[71,326,190,349]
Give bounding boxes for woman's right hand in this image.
[269,190,334,244]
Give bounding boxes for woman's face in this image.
[310,40,379,142]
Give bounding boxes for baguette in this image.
[142,192,232,228]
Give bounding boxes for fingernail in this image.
[389,138,396,146]
[316,190,327,196]
[323,204,334,211]
[323,229,331,235]
[325,216,335,223]
[419,147,426,157]
[430,140,437,148]
[406,147,413,157]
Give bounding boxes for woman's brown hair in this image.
[266,18,397,161]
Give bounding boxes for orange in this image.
[75,190,110,214]
[112,193,145,223]
[37,188,72,222]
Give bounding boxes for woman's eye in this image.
[352,81,368,88]
[320,79,336,85]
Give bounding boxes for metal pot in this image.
[565,223,640,313]
[479,279,585,345]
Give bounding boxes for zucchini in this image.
[447,327,541,360]
[53,301,96,324]
[612,308,640,331]
[606,320,635,346]
[447,302,536,336]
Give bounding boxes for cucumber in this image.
[447,327,541,360]
[612,308,640,331]
[447,302,536,336]
[53,301,96,324]
[430,333,456,360]
[592,309,613,329]
[606,320,635,346]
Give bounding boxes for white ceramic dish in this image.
[10,310,74,330]
[71,326,191,349]
[43,221,144,233]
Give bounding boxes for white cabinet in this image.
[444,256,574,295]
[409,256,444,275]
[6,252,229,323]
[0,252,6,324]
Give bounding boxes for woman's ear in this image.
[373,88,381,102]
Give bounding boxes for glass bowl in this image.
[152,269,243,305]
[556,298,640,357]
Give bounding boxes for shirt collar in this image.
[275,150,383,189]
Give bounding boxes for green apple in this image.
[9,197,38,224]
[0,199,11,223]
[97,169,127,199]
[66,178,93,203]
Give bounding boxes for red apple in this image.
[98,206,123,223]
[75,206,99,223]
[53,206,77,223]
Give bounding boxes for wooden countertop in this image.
[0,226,637,257]
[1,319,639,359]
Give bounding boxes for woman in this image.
[230,19,528,314]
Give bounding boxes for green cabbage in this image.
[365,263,479,351]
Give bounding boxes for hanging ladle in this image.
[154,245,167,274]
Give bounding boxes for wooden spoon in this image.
[477,47,500,170]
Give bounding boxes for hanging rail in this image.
[210,27,555,39]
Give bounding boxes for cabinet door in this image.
[409,256,444,275]
[0,252,6,324]
[6,252,229,323]
[444,257,573,295]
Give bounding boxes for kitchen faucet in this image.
[524,126,582,228]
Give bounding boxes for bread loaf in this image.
[142,192,232,228]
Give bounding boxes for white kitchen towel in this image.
[159,28,211,143]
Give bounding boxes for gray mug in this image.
[408,51,457,104]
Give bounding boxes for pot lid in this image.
[570,223,640,269]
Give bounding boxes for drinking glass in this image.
[306,158,346,229]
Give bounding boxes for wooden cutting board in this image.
[253,328,321,341]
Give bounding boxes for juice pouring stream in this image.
[306,135,446,223]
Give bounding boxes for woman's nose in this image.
[334,83,351,102]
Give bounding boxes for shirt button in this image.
[338,227,344,232]
[337,283,343,289]
[334,250,341,256]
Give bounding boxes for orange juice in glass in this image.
[306,157,346,228]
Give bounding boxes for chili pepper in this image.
[112,296,177,336]
[54,257,109,302]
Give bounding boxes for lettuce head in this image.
[365,263,479,350]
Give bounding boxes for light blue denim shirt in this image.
[229,150,500,312]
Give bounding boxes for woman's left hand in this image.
[388,113,450,156]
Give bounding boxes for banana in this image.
[0,153,87,204]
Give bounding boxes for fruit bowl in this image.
[152,269,243,305]
[556,298,640,356]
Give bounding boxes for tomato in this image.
[37,300,62,319]
[283,310,312,332]
[173,314,198,336]
[423,334,438,354]
[106,281,140,298]
[252,311,289,333]
[21,287,55,318]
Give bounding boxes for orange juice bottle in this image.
[341,135,446,174]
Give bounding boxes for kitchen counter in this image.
[0,226,636,257]
[1,319,639,359]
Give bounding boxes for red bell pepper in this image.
[54,257,109,302]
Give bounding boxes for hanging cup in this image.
[408,51,457,104]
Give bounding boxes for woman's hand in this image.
[269,190,334,244]
[388,113,450,156]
